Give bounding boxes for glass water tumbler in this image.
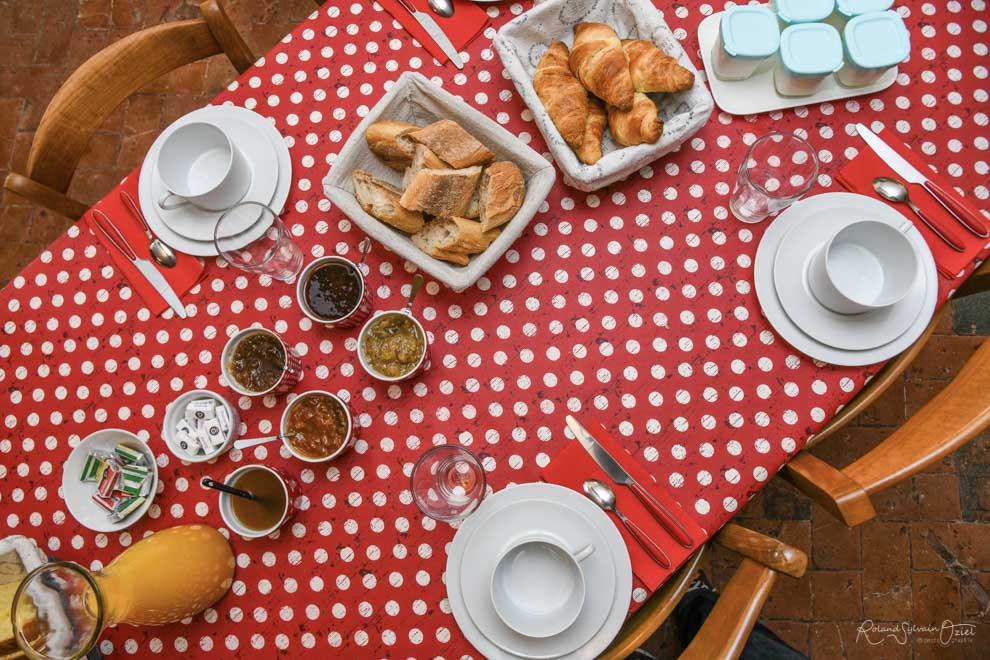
[729,131,819,223]
[214,201,304,281]
[411,445,487,522]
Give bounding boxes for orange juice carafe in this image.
[12,525,235,659]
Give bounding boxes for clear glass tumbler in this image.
[730,131,819,223]
[214,202,304,281]
[411,445,486,522]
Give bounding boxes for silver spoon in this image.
[233,432,298,451]
[358,237,372,266]
[405,274,424,313]
[872,177,965,253]
[427,0,454,18]
[583,479,671,568]
[120,190,178,268]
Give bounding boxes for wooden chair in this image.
[601,524,807,660]
[783,335,990,526]
[2,0,254,221]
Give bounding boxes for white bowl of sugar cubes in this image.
[162,390,240,463]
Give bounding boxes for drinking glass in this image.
[730,131,819,223]
[411,445,486,522]
[214,202,304,281]
[12,525,234,659]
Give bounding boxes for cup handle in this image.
[571,544,595,563]
[159,192,189,211]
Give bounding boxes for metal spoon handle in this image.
[234,435,282,451]
[907,200,966,252]
[120,190,152,237]
[201,477,256,500]
[358,237,372,265]
[616,511,671,568]
[405,274,424,312]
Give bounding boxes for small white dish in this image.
[161,389,240,463]
[278,390,355,463]
[697,7,898,115]
[62,429,158,533]
[755,192,938,366]
[138,104,291,257]
[447,484,631,660]
[772,211,927,351]
[154,116,279,241]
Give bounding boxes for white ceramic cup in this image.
[490,535,595,639]
[217,464,294,539]
[156,121,251,212]
[807,220,919,315]
[279,390,355,463]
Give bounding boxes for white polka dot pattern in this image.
[1,1,988,656]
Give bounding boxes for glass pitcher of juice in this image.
[11,525,235,659]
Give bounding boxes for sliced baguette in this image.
[411,217,500,265]
[401,144,450,191]
[478,161,525,232]
[365,120,419,170]
[399,166,482,218]
[352,170,424,233]
[407,120,495,168]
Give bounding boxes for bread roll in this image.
[607,93,663,146]
[352,170,424,233]
[399,167,483,217]
[622,39,694,93]
[575,98,607,165]
[365,120,419,170]
[569,23,635,111]
[533,41,589,150]
[478,162,525,232]
[408,120,495,168]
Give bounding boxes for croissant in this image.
[533,41,589,150]
[607,93,663,147]
[575,98,607,165]
[622,39,695,93]
[569,23,635,111]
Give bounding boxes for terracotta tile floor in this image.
[1,2,987,658]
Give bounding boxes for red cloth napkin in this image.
[83,171,204,316]
[837,132,989,279]
[542,419,707,591]
[378,0,488,65]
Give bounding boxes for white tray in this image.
[697,10,898,116]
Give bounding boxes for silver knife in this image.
[396,0,464,70]
[856,123,989,238]
[90,210,188,319]
[565,415,695,548]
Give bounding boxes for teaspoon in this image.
[583,479,671,568]
[427,0,454,18]
[120,190,178,268]
[234,432,298,451]
[405,274,424,313]
[872,176,965,252]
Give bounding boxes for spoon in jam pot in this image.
[233,432,299,451]
[358,237,372,266]
[405,274,424,313]
[201,477,256,501]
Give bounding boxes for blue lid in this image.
[779,23,844,75]
[774,0,835,23]
[844,11,911,68]
[720,6,780,59]
[836,0,895,18]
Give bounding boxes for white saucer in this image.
[61,429,158,533]
[446,483,632,660]
[755,193,938,366]
[773,209,926,351]
[460,498,616,658]
[153,116,279,241]
[139,105,292,257]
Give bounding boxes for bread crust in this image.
[407,120,495,168]
[478,161,525,232]
[365,120,419,170]
[534,41,589,150]
[352,170,425,233]
[399,166,482,217]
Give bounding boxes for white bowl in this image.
[161,390,240,463]
[279,390,355,463]
[357,310,430,382]
[323,72,557,292]
[494,0,715,191]
[61,429,158,533]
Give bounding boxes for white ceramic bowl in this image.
[161,389,240,463]
[61,429,158,533]
[357,310,430,382]
[279,390,355,463]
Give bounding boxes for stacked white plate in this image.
[446,483,633,659]
[755,193,938,367]
[138,105,293,257]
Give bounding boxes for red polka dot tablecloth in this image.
[2,1,989,657]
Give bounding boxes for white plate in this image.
[697,9,898,116]
[153,116,279,242]
[773,209,926,351]
[755,193,938,366]
[446,483,632,660]
[459,498,616,658]
[139,105,292,257]
[61,429,158,533]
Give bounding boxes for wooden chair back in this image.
[2,0,254,220]
[601,524,807,660]
[784,335,990,526]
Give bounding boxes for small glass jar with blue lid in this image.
[771,0,836,26]
[837,11,911,87]
[774,23,845,96]
[826,0,895,30]
[711,5,781,81]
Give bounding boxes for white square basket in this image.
[323,72,556,292]
[494,0,715,192]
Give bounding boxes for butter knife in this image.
[396,0,464,69]
[856,123,989,238]
[565,415,695,548]
[90,210,187,319]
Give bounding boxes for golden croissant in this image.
[576,98,607,165]
[569,22,635,111]
[534,41,589,150]
[607,92,663,147]
[622,39,695,93]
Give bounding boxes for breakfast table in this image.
[2,0,989,657]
